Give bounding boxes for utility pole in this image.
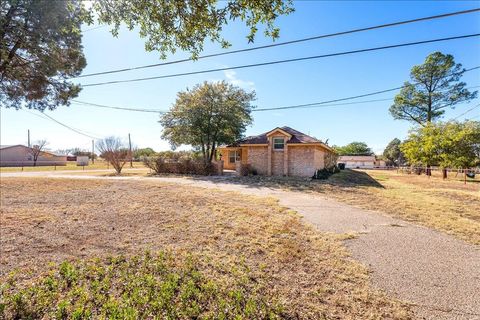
[128,133,133,168]
[27,129,30,147]
[91,140,95,164]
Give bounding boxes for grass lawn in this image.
[230,169,480,245]
[0,177,411,319]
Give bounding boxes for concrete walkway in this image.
[2,171,479,319]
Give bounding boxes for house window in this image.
[273,138,285,150]
[229,150,241,163]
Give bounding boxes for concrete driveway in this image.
[2,171,479,319]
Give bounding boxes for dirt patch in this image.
[0,177,411,319]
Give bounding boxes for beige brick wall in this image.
[288,146,317,177]
[314,148,325,169]
[246,145,332,177]
[247,146,268,175]
[271,150,284,175]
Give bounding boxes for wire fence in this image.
[396,166,479,183]
[0,160,146,171]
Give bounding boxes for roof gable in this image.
[266,127,293,138]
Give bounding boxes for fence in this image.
[397,166,479,183]
[0,159,145,171]
[0,160,68,167]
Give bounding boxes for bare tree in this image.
[96,137,130,174]
[28,140,48,167]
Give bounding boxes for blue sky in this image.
[1,1,479,153]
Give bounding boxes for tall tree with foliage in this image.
[1,0,91,110]
[94,0,294,59]
[401,121,480,177]
[133,147,156,160]
[160,81,255,164]
[334,142,373,156]
[390,52,477,126]
[383,138,405,166]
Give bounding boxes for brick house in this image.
[217,126,336,177]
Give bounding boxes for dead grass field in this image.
[0,160,146,172]
[229,170,480,245]
[0,177,411,319]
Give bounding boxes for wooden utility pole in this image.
[91,140,95,164]
[128,133,133,168]
[27,129,30,147]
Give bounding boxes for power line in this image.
[74,8,480,79]
[255,89,401,112]
[255,78,480,112]
[82,25,107,32]
[453,102,480,120]
[25,110,102,140]
[72,100,166,113]
[71,71,479,114]
[72,97,396,114]
[81,33,480,88]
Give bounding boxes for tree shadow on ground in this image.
[182,169,385,193]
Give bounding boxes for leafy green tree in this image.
[390,52,477,126]
[383,138,405,166]
[160,81,255,164]
[334,142,373,156]
[401,121,480,177]
[133,147,156,159]
[94,0,294,59]
[73,149,97,160]
[1,0,91,110]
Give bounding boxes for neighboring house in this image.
[0,145,67,167]
[217,126,336,177]
[337,155,386,169]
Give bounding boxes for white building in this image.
[337,155,386,169]
[0,145,67,167]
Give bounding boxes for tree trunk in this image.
[209,142,216,163]
[442,168,447,179]
[200,144,207,166]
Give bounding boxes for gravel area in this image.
[2,171,479,319]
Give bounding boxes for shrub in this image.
[143,155,217,176]
[312,165,340,180]
[0,252,282,319]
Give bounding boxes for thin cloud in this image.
[223,69,255,90]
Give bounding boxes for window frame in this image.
[273,137,285,150]
[228,150,241,163]
[228,151,236,163]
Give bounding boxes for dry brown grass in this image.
[230,170,480,245]
[0,177,411,319]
